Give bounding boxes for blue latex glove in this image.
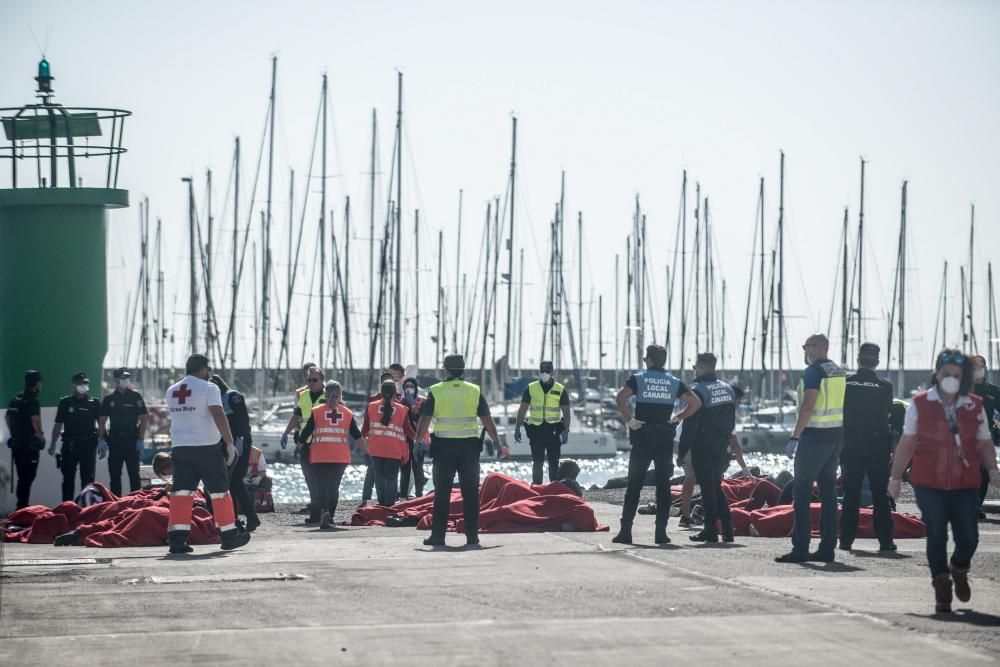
[98,439,109,460]
[280,433,289,449]
[134,438,144,454]
[559,429,569,445]
[47,440,57,457]
[785,437,798,459]
[514,426,522,443]
[234,436,245,457]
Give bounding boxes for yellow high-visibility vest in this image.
[798,362,846,429]
[428,379,482,439]
[525,380,564,425]
[297,389,326,443]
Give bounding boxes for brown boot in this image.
[932,573,953,613]
[950,564,971,603]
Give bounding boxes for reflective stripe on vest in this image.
[298,390,326,443]
[526,380,564,425]
[428,380,481,439]
[798,361,846,429]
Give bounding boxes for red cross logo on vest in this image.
[172,384,192,405]
[327,408,343,424]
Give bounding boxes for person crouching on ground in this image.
[889,349,1000,613]
[298,381,365,530]
[363,380,416,506]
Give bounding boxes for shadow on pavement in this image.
[160,550,231,561]
[907,610,1000,627]
[799,561,865,573]
[849,550,912,560]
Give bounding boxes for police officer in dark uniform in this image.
[839,342,896,551]
[514,361,572,484]
[972,355,1000,518]
[6,370,46,509]
[98,367,149,496]
[414,354,501,547]
[209,373,260,532]
[51,372,102,501]
[681,353,738,543]
[613,344,701,545]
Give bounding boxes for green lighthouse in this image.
[0,59,131,508]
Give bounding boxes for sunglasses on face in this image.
[940,353,965,365]
[802,343,819,350]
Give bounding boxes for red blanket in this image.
[351,473,609,533]
[2,484,220,547]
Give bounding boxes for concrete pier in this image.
[2,498,999,664]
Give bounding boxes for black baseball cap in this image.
[112,367,132,379]
[539,360,554,373]
[71,372,89,384]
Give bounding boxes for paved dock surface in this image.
[2,499,999,665]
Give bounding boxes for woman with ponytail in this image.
[362,380,415,505]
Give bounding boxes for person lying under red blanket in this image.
[2,482,219,547]
[725,503,925,539]
[351,472,609,533]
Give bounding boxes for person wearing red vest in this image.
[362,380,416,506]
[890,349,1000,613]
[299,381,365,529]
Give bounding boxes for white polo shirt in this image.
[165,375,223,447]
[902,386,990,439]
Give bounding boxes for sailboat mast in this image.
[693,184,700,362]
[368,109,377,348]
[578,211,584,374]
[518,247,525,372]
[453,188,463,353]
[436,229,443,367]
[777,151,785,410]
[183,176,197,352]
[342,198,354,382]
[230,137,240,367]
[614,253,620,387]
[393,73,403,363]
[680,171,688,371]
[856,158,865,356]
[504,118,517,383]
[414,209,420,366]
[988,262,997,370]
[261,55,277,391]
[897,182,907,391]
[319,73,328,369]
[969,204,976,352]
[205,169,214,355]
[943,262,949,349]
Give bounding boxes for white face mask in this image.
[540,372,552,382]
[938,376,961,395]
[117,378,130,389]
[75,384,89,395]
[973,369,986,382]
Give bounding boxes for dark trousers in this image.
[430,438,481,540]
[371,456,401,506]
[399,440,428,497]
[12,445,40,509]
[229,445,258,523]
[914,485,980,578]
[60,438,98,502]
[839,454,894,546]
[312,463,348,516]
[300,444,318,516]
[172,444,230,494]
[527,424,562,485]
[622,427,674,526]
[363,458,375,502]
[691,435,732,536]
[979,465,990,508]
[791,434,840,557]
[107,434,141,497]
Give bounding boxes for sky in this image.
[3,0,999,380]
